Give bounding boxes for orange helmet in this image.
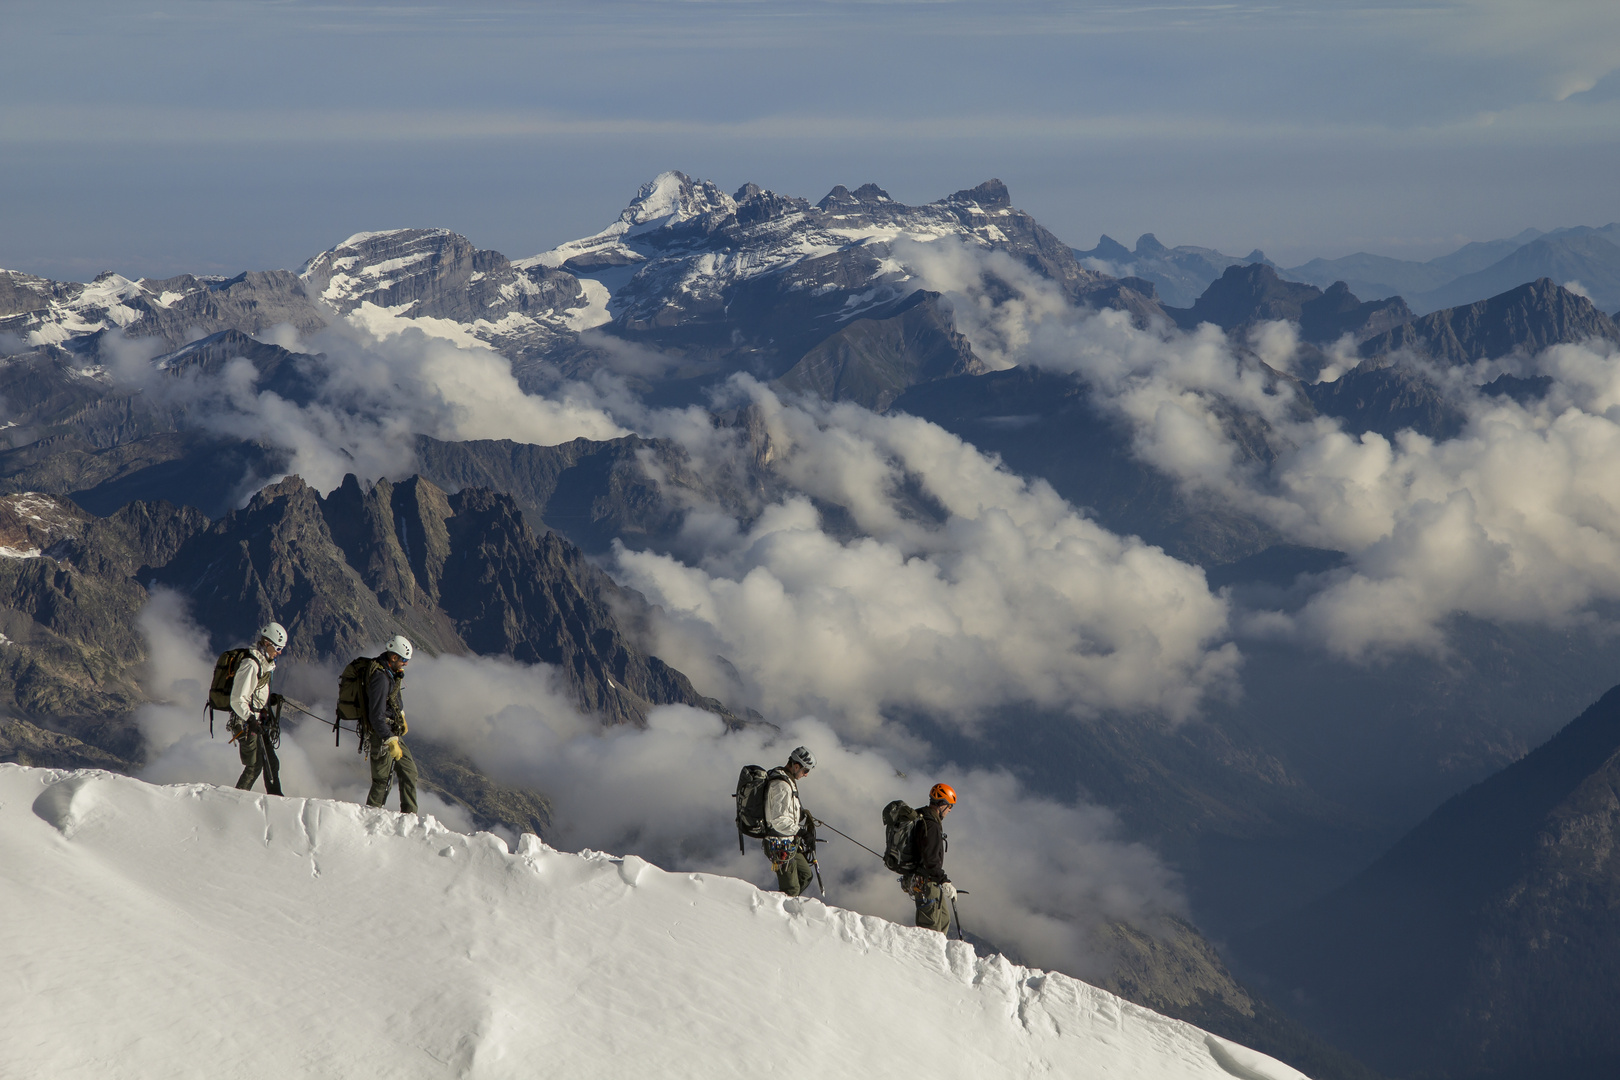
[929,782,957,806]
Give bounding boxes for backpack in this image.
[882,800,922,874]
[734,765,792,852]
[205,647,256,737]
[334,656,379,751]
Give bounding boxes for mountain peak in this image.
[1090,235,1134,261]
[1361,276,1620,364]
[622,171,735,230]
[949,178,1010,209]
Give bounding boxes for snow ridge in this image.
[0,765,1307,1079]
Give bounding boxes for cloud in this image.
[99,313,625,499]
[386,665,1189,982]
[614,378,1239,733]
[896,237,1620,659]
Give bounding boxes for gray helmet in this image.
[788,746,815,771]
[258,622,288,650]
[383,634,413,662]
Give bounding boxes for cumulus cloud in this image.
[896,236,1620,659]
[613,379,1239,733]
[100,313,625,498]
[383,666,1187,982]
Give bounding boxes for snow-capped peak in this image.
[622,170,736,233]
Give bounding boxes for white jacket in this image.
[764,771,802,837]
[229,646,275,723]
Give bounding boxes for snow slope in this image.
[0,765,1308,1079]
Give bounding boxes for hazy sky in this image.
[4,0,1619,280]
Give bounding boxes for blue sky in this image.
[4,0,1619,280]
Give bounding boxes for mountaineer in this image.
[338,635,417,814]
[882,782,958,933]
[217,622,287,796]
[761,746,818,896]
[734,746,819,896]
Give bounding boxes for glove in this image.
[940,882,957,903]
[383,736,404,761]
[268,693,284,708]
[399,714,408,736]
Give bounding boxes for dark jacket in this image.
[365,663,404,744]
[911,809,949,883]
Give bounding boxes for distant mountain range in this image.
[1073,233,1273,307]
[1079,224,1620,316]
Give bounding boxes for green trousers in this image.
[234,730,281,795]
[234,733,263,790]
[773,852,815,897]
[367,740,418,814]
[914,882,951,933]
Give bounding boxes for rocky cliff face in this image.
[0,469,735,753]
[0,493,155,736]
[0,268,325,352]
[145,473,734,728]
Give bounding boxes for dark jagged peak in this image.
[816,184,858,210]
[149,473,416,661]
[1360,277,1620,365]
[851,182,893,203]
[1243,249,1271,266]
[1481,373,1554,404]
[1135,233,1168,255]
[145,471,740,729]
[1167,263,1321,333]
[733,184,810,227]
[946,179,1010,209]
[1305,359,1466,442]
[1297,281,1414,345]
[1083,235,1134,262]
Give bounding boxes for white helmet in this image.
[383,634,413,662]
[258,622,288,650]
[789,746,815,771]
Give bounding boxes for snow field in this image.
[0,765,1307,1079]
